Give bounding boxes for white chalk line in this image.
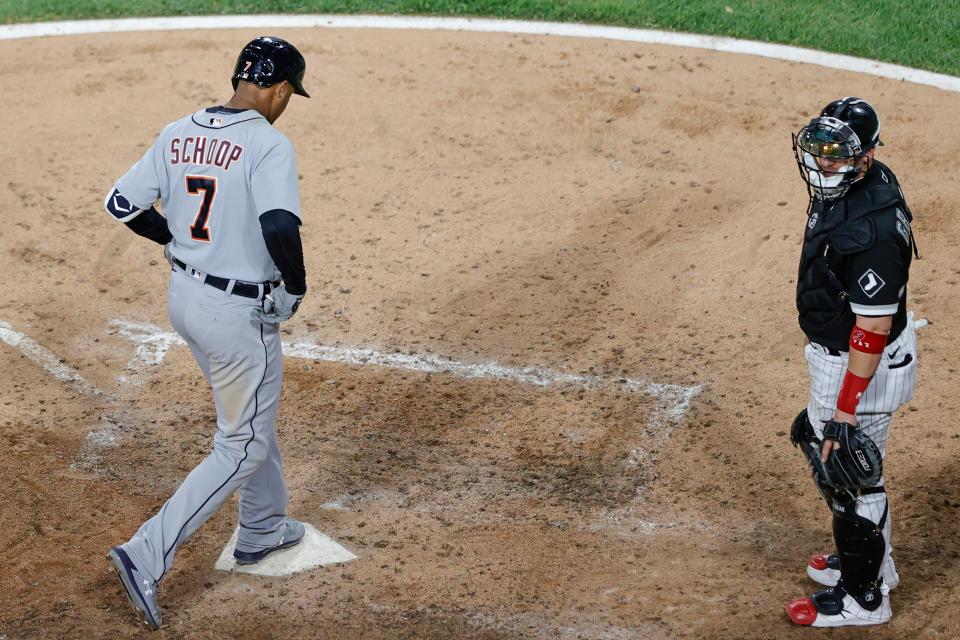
[0,320,100,395]
[111,318,698,461]
[0,321,126,473]
[109,319,700,424]
[0,15,956,93]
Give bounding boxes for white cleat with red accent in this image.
[786,584,891,627]
[807,553,900,590]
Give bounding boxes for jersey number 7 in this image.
[186,175,217,242]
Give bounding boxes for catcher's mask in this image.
[792,97,881,202]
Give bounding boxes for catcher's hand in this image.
[255,284,303,324]
[821,420,883,491]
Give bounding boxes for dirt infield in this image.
[2,25,960,640]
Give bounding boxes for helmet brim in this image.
[290,79,310,98]
[289,69,309,98]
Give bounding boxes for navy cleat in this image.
[233,519,305,565]
[107,546,162,630]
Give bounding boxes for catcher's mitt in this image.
[821,420,883,491]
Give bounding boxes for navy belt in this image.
[171,256,275,300]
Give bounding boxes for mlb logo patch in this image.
[858,269,886,298]
[210,117,223,127]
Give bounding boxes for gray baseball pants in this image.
[121,266,290,583]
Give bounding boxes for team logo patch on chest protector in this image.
[858,269,886,297]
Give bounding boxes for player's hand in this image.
[820,439,840,463]
[255,284,303,324]
[820,412,857,463]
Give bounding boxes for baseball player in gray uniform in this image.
[103,37,310,630]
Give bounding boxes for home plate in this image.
[214,523,357,576]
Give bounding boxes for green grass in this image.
[2,0,959,76]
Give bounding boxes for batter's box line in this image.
[109,318,700,423]
[0,320,101,396]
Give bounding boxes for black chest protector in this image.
[796,167,913,349]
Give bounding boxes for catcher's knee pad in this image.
[832,487,888,594]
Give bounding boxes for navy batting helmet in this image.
[232,36,309,98]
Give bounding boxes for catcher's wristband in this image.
[836,370,871,415]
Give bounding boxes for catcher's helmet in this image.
[232,36,309,98]
[820,97,881,151]
[792,97,880,201]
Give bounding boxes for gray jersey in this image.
[107,38,311,627]
[114,108,301,283]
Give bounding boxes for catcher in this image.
[786,98,919,627]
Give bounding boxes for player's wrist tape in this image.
[836,370,872,415]
[849,325,887,354]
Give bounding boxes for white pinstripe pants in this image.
[804,313,918,582]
